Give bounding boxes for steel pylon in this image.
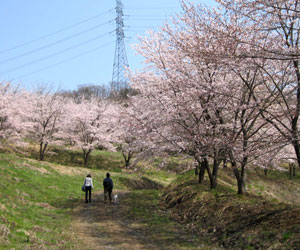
[112,0,129,91]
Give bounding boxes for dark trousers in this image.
[104,189,112,202]
[85,186,92,203]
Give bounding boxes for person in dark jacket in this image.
[103,172,113,203]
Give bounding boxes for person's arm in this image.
[83,178,86,186]
[110,179,113,189]
[91,178,94,189]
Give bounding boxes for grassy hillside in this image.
[9,143,125,171]
[0,153,84,249]
[162,168,300,249]
[0,149,180,249]
[2,143,300,249]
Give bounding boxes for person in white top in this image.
[83,174,93,203]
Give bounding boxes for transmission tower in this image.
[112,0,129,91]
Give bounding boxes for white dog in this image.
[113,194,119,204]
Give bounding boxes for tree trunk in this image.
[122,150,134,168]
[212,155,220,189]
[223,159,227,169]
[211,177,217,189]
[198,158,207,184]
[292,139,300,169]
[208,173,217,189]
[206,162,218,190]
[39,142,44,161]
[237,175,246,194]
[264,168,268,176]
[289,164,293,179]
[293,163,296,176]
[125,159,130,168]
[292,59,300,169]
[205,152,221,190]
[83,150,92,167]
[232,162,246,195]
[195,163,199,176]
[39,142,48,161]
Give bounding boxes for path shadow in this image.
[119,176,163,190]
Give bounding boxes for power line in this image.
[124,7,178,10]
[127,14,171,17]
[128,18,169,21]
[0,19,115,65]
[12,41,115,80]
[0,9,114,55]
[0,30,115,74]
[126,25,158,28]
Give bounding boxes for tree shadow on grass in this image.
[50,197,81,209]
[119,176,164,190]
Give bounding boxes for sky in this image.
[0,0,216,91]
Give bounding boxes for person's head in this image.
[106,172,110,178]
[87,174,91,178]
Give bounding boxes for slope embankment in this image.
[161,169,300,249]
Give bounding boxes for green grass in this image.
[282,231,293,242]
[10,143,125,170]
[0,153,84,249]
[125,190,165,223]
[245,167,300,205]
[0,149,184,249]
[137,155,194,173]
[2,142,300,249]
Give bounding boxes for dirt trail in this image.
[71,191,157,250]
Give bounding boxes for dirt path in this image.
[71,191,157,250]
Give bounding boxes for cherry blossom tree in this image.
[119,135,141,168]
[0,83,16,139]
[129,26,230,189]
[0,82,20,142]
[63,97,118,167]
[20,89,66,160]
[213,0,300,167]
[127,0,294,194]
[116,102,150,168]
[170,0,297,193]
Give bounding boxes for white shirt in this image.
[84,177,93,188]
